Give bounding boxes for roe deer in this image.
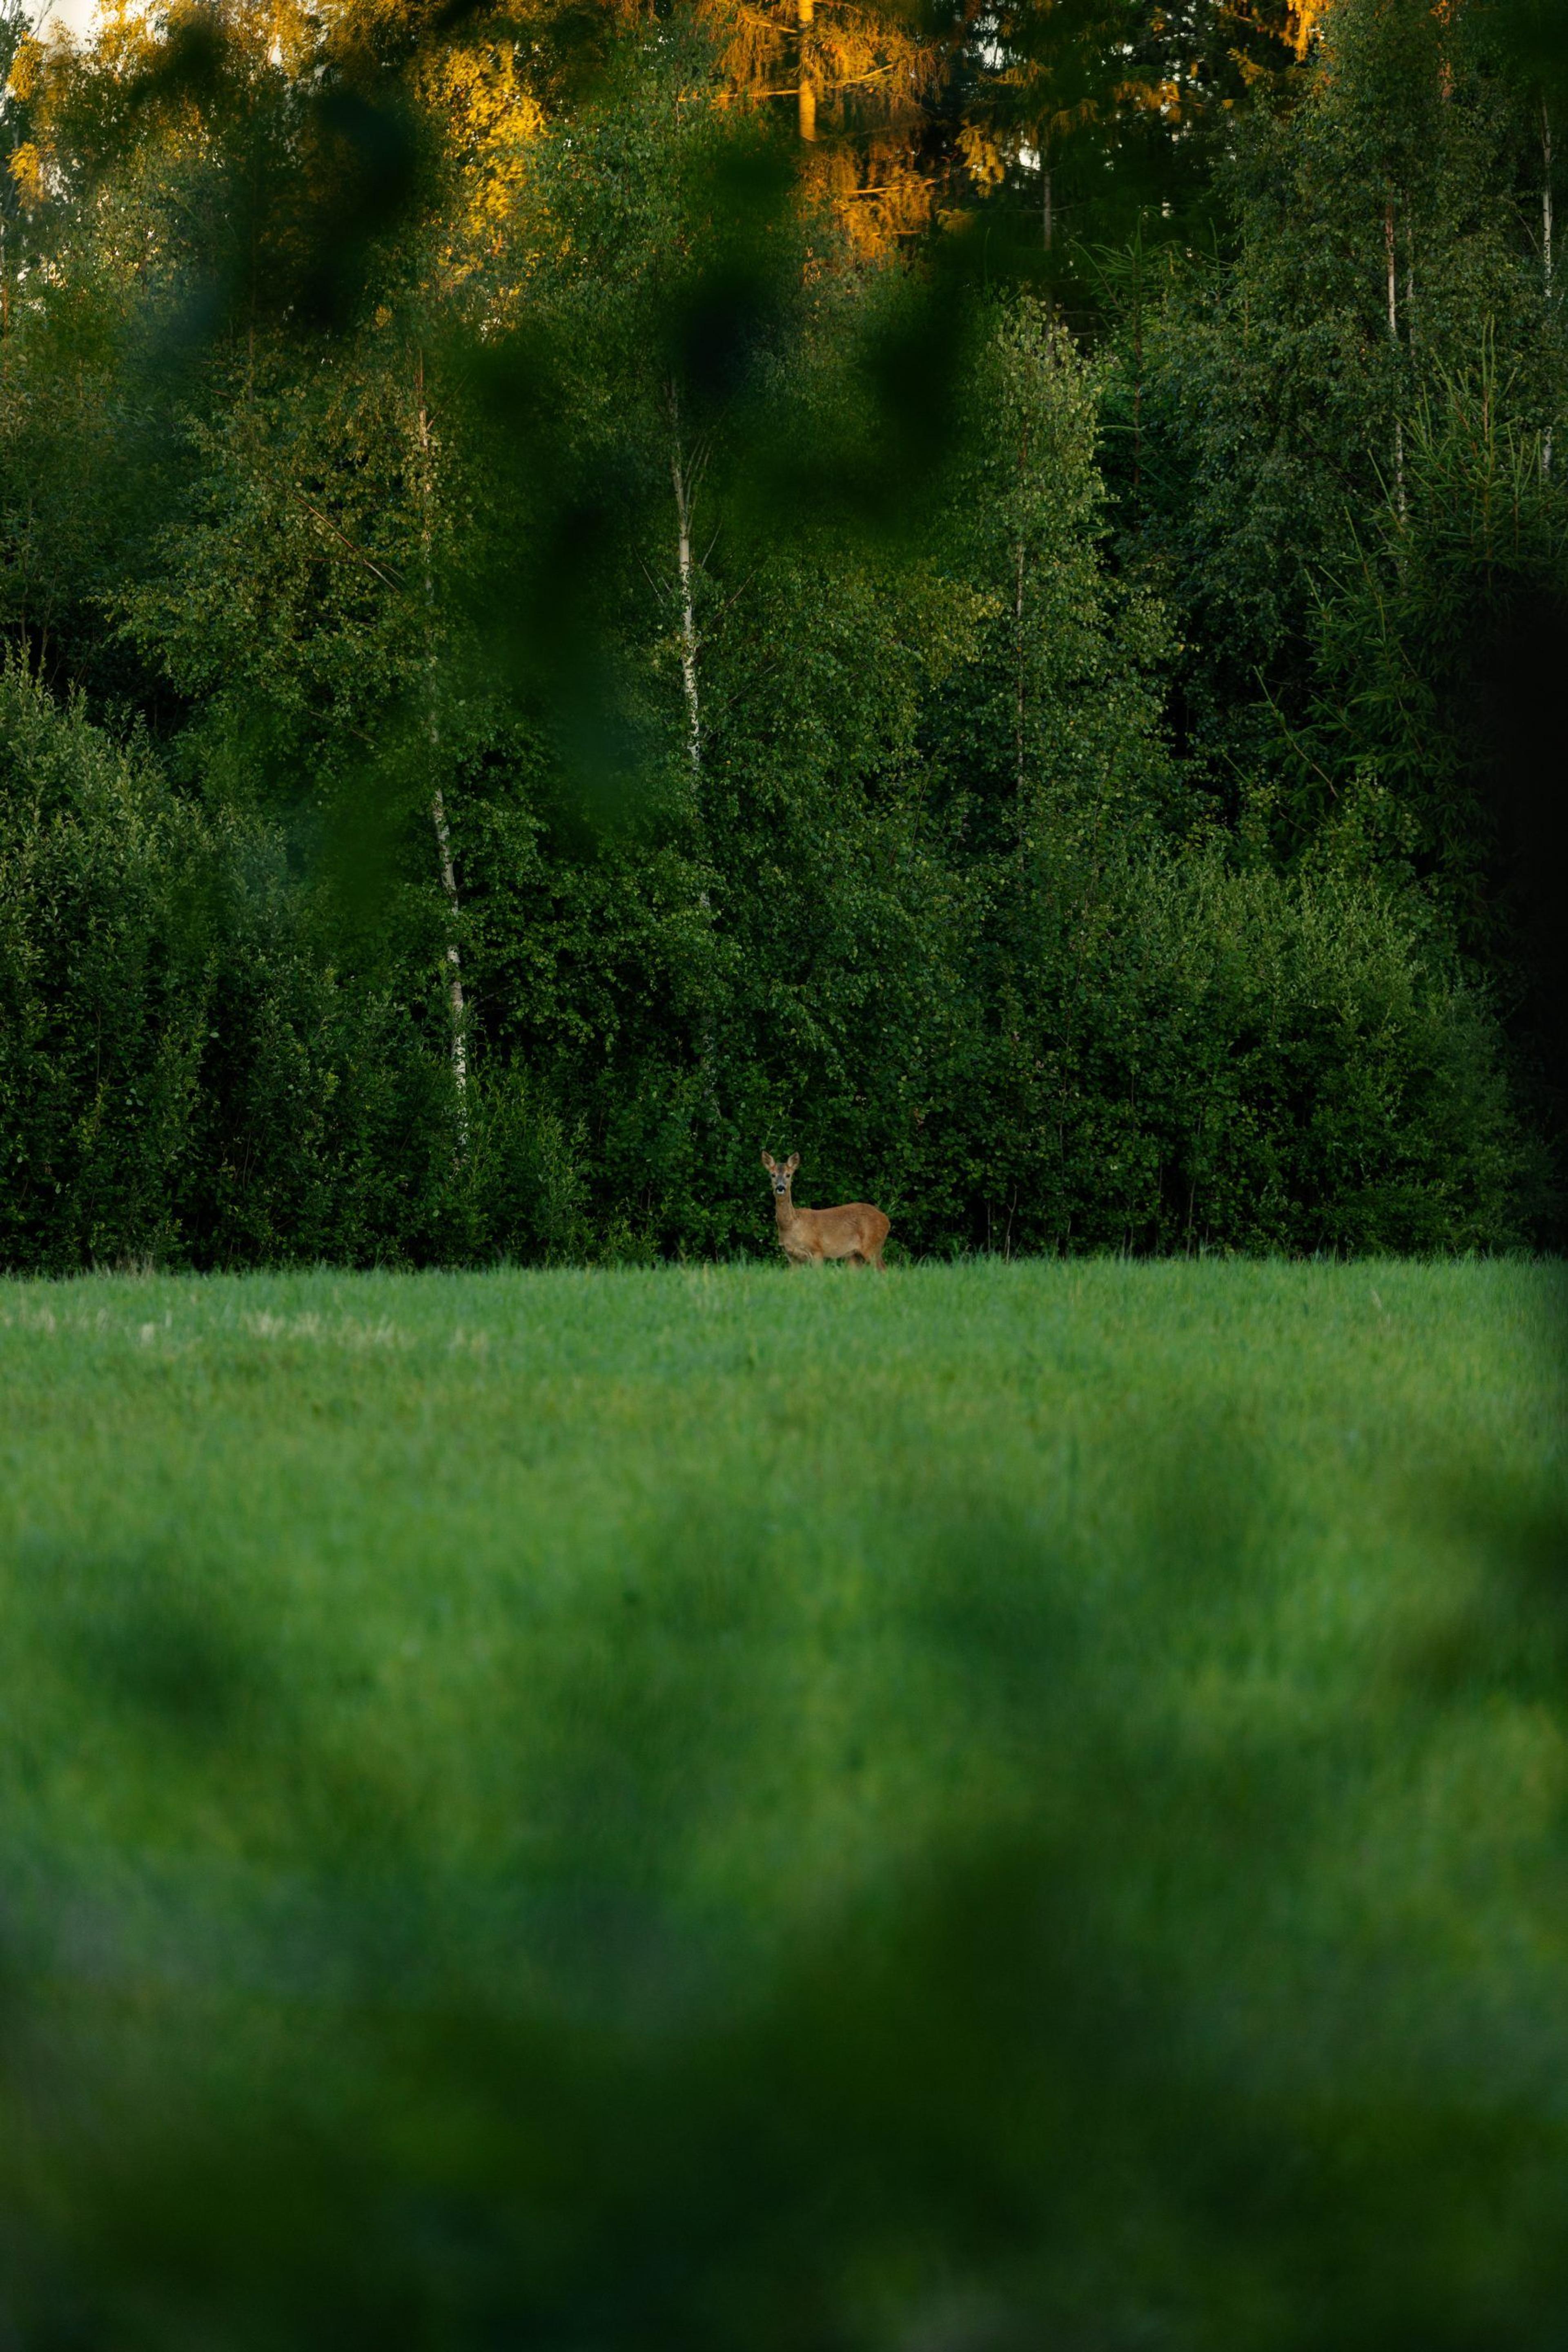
[761,1152,891,1269]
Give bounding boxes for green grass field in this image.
[2,1260,1566,2349]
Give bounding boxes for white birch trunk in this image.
[1545,103,1555,482]
[414,353,468,1131]
[1385,196,1407,525]
[1015,529,1027,796]
[668,385,702,777]
[666,383,719,1117]
[1014,417,1032,797]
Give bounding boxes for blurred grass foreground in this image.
[2,1259,1566,2348]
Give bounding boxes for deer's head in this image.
[761,1150,799,1198]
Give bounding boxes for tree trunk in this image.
[668,381,702,776]
[1545,102,1555,482]
[1385,194,1407,524]
[1014,420,1030,798]
[797,0,816,142]
[1132,236,1144,503]
[666,382,719,1117]
[1546,103,1556,297]
[429,783,468,1104]
[414,350,468,1132]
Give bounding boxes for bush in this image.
[0,665,467,1272]
[0,667,211,1271]
[990,854,1535,1256]
[0,666,1536,1269]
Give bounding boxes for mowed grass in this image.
[2,1259,1566,2348]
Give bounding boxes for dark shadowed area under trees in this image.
[1,0,1564,1266]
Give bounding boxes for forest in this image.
[1,0,1564,1268]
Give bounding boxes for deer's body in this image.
[762,1153,890,1269]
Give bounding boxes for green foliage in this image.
[1,1260,1565,2344]
[0,663,209,1267]
[1107,0,1566,884]
[1016,852,1535,1253]
[0,651,1530,1265]
[0,661,469,1272]
[0,0,1558,1264]
[1092,0,1567,1200]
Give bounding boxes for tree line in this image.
[0,0,1563,1267]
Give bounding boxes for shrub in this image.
[0,667,1536,1269]
[0,666,466,1272]
[0,667,210,1270]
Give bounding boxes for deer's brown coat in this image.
[761,1153,890,1269]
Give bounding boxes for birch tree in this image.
[413,350,468,1125]
[667,380,704,778]
[1544,100,1555,479]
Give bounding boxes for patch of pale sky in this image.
[29,0,100,39]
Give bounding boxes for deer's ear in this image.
[761,1152,775,1172]
[785,1153,800,1174]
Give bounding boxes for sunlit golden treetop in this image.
[699,0,952,254]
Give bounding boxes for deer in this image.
[761,1152,891,1269]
